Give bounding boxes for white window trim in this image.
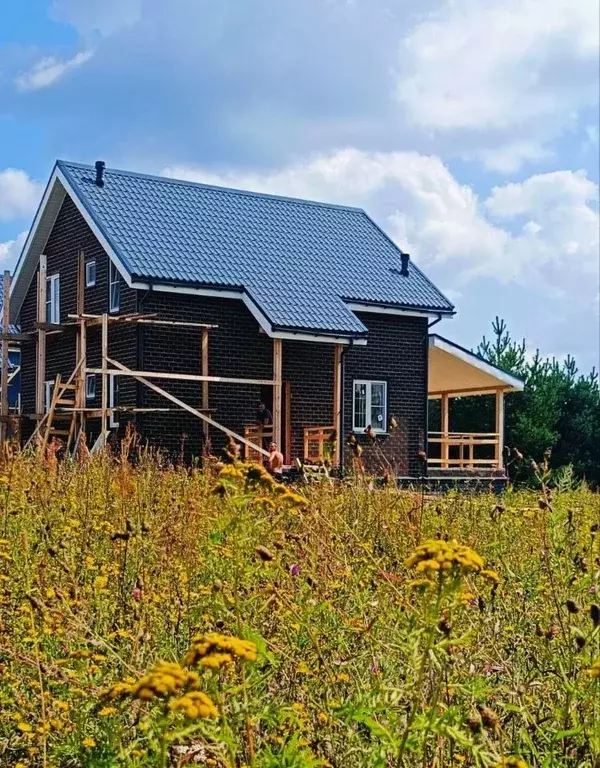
[109,374,119,427]
[46,274,60,325]
[352,379,387,434]
[85,260,96,287]
[108,261,120,313]
[86,373,96,400]
[44,380,55,413]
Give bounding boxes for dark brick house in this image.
[9,161,522,477]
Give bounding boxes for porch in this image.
[427,335,524,473]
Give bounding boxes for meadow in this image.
[0,445,598,767]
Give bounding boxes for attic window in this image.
[85,260,96,287]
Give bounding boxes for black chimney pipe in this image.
[95,160,105,187]
[400,252,410,277]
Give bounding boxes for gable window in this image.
[85,260,96,287]
[109,374,119,428]
[46,274,60,324]
[353,380,387,433]
[108,261,120,313]
[86,374,96,400]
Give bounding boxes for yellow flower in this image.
[183,633,257,667]
[405,539,486,579]
[170,690,218,719]
[99,707,117,717]
[53,700,69,711]
[481,569,501,585]
[93,575,108,590]
[497,758,527,768]
[17,722,32,733]
[82,737,96,748]
[584,658,600,679]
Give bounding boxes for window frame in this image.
[85,260,96,288]
[44,380,55,413]
[352,379,388,434]
[108,261,120,313]
[45,274,60,325]
[85,373,96,400]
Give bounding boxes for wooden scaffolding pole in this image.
[333,344,342,466]
[75,252,86,440]
[440,392,449,469]
[35,255,47,416]
[0,270,11,444]
[101,313,108,444]
[273,339,282,449]
[495,389,504,469]
[201,327,209,446]
[107,356,269,457]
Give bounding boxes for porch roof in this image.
[428,334,524,397]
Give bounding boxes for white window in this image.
[109,374,119,427]
[109,261,120,313]
[44,380,55,413]
[85,260,96,287]
[86,374,96,400]
[46,274,60,324]
[353,380,387,433]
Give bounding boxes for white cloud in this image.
[51,0,142,36]
[0,231,27,268]
[0,169,42,221]
[15,49,94,92]
[464,141,554,175]
[163,148,599,290]
[395,0,599,165]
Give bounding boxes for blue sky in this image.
[1,0,599,371]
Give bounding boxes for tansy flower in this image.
[169,691,218,719]
[584,658,600,679]
[405,539,486,578]
[102,662,199,701]
[99,707,117,717]
[17,722,32,733]
[183,633,257,667]
[82,738,96,748]
[497,759,528,768]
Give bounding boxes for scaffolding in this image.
[5,253,282,459]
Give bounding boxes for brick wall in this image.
[342,313,428,477]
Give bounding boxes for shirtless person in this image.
[267,442,284,478]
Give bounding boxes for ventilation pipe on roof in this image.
[400,252,410,277]
[95,160,105,187]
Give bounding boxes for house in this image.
[8,160,523,477]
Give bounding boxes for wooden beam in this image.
[0,332,34,342]
[495,389,504,470]
[0,270,11,443]
[89,362,276,387]
[428,386,512,398]
[101,313,108,445]
[107,356,269,457]
[67,313,217,330]
[284,380,292,463]
[273,339,282,449]
[440,392,449,469]
[333,344,342,466]
[35,256,47,415]
[201,327,209,446]
[75,252,86,441]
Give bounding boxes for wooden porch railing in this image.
[303,426,335,464]
[428,431,501,469]
[243,425,273,462]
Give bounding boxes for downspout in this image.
[339,337,355,474]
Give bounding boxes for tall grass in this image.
[0,449,598,767]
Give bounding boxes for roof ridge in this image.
[56,159,367,215]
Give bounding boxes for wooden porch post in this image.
[495,389,504,469]
[441,392,449,469]
[35,255,47,416]
[201,327,209,447]
[0,270,11,445]
[333,344,342,466]
[273,339,282,449]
